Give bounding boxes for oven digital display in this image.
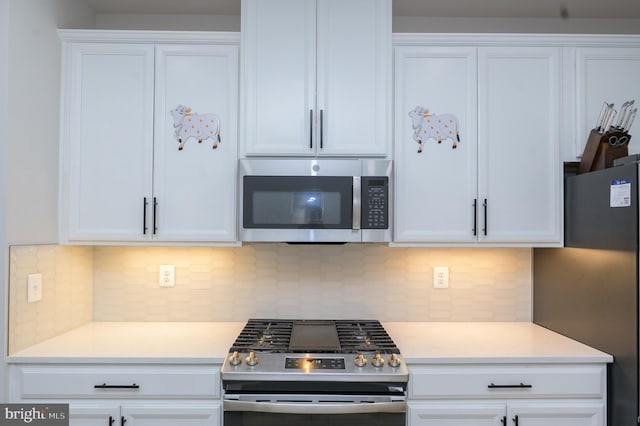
[285,357,346,370]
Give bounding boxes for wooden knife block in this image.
[577,129,630,174]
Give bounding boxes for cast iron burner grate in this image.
[336,320,401,354]
[229,319,292,353]
[228,319,400,354]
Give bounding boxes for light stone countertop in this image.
[383,322,613,364]
[6,321,612,365]
[7,322,245,364]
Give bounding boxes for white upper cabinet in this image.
[240,0,391,157]
[153,44,238,242]
[61,42,155,242]
[572,46,640,159]
[394,38,562,246]
[478,47,561,244]
[59,32,239,244]
[394,46,478,243]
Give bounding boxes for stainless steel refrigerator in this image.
[534,161,639,426]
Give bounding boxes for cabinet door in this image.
[394,46,478,243]
[507,402,603,426]
[122,403,220,426]
[154,44,238,242]
[574,47,640,157]
[241,0,316,156]
[478,47,561,245]
[62,43,154,242]
[408,402,506,426]
[316,0,391,156]
[69,403,120,426]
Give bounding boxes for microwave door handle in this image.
[353,176,361,230]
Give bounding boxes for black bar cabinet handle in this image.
[501,416,507,426]
[108,416,115,426]
[121,416,127,426]
[488,382,532,389]
[482,198,488,236]
[513,415,519,426]
[153,197,158,234]
[142,197,148,235]
[309,109,314,149]
[320,109,324,149]
[472,198,477,236]
[94,383,140,389]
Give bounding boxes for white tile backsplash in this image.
[9,245,93,353]
[8,244,532,354]
[92,244,531,322]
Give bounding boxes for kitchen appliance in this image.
[534,162,640,426]
[221,319,409,426]
[239,159,392,243]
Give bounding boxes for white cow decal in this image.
[170,104,221,151]
[409,106,460,153]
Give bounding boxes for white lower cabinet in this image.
[9,364,222,426]
[409,401,603,426]
[407,364,606,426]
[69,402,220,426]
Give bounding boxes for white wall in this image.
[95,14,640,35]
[0,0,8,405]
[2,0,94,403]
[6,0,94,245]
[96,13,241,31]
[393,16,640,34]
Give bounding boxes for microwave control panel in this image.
[361,177,389,229]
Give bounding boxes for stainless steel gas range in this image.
[221,319,409,426]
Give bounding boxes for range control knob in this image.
[229,351,242,366]
[245,351,260,366]
[354,354,368,367]
[371,353,385,368]
[388,353,402,368]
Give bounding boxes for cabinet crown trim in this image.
[58,29,240,44]
[393,33,640,47]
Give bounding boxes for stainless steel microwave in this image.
[239,159,392,243]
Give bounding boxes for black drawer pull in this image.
[488,382,532,389]
[94,383,140,389]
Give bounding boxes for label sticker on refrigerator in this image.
[610,178,632,207]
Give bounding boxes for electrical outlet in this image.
[27,273,43,302]
[433,266,449,289]
[159,265,175,288]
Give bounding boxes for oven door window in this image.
[225,412,405,426]
[243,176,353,229]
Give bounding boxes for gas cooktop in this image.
[228,319,402,354]
[222,319,408,383]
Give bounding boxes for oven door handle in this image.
[223,400,406,415]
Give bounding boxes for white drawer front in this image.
[15,365,220,399]
[409,364,605,399]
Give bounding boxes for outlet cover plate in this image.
[159,264,175,288]
[27,273,43,302]
[433,266,449,289]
